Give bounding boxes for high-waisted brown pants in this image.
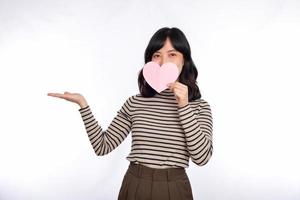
[117,162,194,200]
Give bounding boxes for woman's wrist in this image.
[79,100,88,109]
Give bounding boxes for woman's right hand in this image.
[47,91,88,108]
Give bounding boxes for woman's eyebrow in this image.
[156,49,177,53]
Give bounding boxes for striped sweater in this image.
[78,87,213,169]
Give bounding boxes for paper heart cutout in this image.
[142,61,179,93]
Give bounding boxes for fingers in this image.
[47,92,67,99]
[167,82,185,91]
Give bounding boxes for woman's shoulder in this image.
[191,98,211,110]
[191,97,210,105]
[124,93,141,104]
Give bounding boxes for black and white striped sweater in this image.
[79,87,213,169]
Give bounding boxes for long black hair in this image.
[138,27,201,101]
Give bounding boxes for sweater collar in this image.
[155,87,174,96]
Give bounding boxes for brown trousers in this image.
[118,162,194,200]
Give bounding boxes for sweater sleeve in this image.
[78,97,132,156]
[177,99,213,166]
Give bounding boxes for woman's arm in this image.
[78,97,132,156]
[177,99,213,166]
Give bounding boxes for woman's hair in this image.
[138,27,202,101]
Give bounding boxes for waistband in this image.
[127,162,187,181]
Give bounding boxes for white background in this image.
[0,0,299,199]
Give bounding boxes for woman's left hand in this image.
[167,81,189,108]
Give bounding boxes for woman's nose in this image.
[159,56,169,66]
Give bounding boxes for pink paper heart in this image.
[142,61,179,93]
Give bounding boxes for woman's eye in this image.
[170,53,176,57]
[153,54,159,58]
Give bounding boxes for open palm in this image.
[47,91,88,108]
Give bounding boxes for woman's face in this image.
[151,37,184,75]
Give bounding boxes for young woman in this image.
[48,27,213,200]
